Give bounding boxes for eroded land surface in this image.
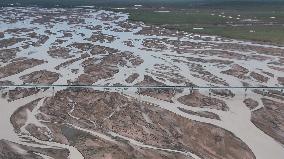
[0,7,283,159]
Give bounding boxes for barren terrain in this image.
[0,7,283,159]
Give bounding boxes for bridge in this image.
[0,84,283,90]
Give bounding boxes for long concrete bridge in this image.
[0,84,283,90]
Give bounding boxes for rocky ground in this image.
[0,7,283,159]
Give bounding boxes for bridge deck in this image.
[0,84,283,90]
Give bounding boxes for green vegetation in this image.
[181,26,284,44]
[2,0,284,8]
[128,9,284,45]
[128,10,228,25]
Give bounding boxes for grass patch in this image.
[175,25,284,44]
[128,10,228,25]
[128,9,284,45]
